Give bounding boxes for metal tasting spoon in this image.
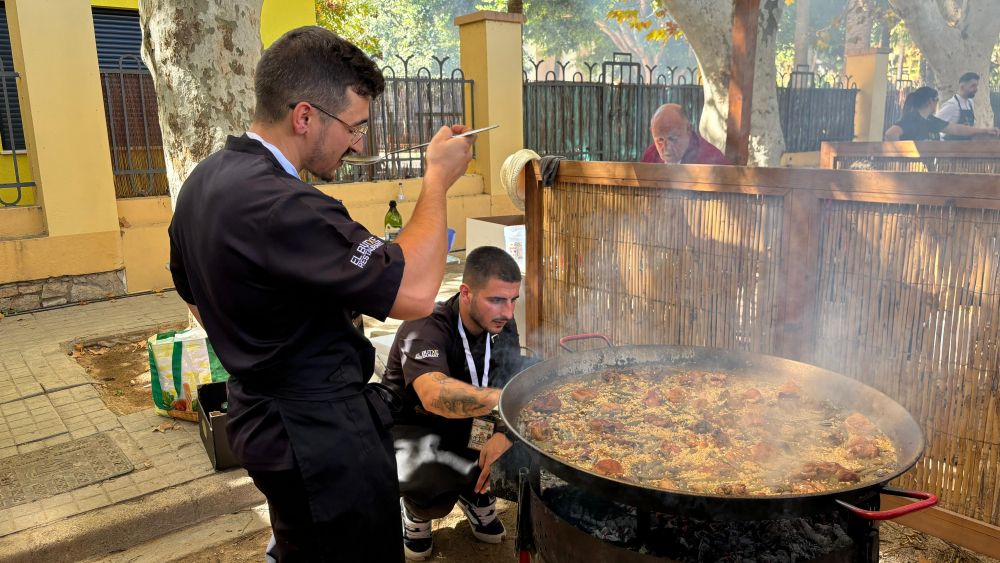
[342,125,499,166]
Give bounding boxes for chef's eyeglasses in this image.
[287,101,368,144]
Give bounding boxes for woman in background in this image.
[884,86,998,141]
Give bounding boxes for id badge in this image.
[467,416,495,451]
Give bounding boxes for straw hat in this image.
[500,149,540,211]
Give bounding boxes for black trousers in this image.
[249,467,404,563]
[393,424,528,521]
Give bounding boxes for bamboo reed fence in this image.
[820,140,1000,174]
[524,161,1000,551]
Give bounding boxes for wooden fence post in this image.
[777,189,821,363]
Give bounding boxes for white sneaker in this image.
[400,498,433,561]
[457,494,505,543]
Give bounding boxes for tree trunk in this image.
[844,0,876,56]
[507,0,523,14]
[793,0,811,69]
[888,0,998,126]
[138,0,264,207]
[660,0,786,166]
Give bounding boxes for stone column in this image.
[455,11,525,216]
[845,47,891,142]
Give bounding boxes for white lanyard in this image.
[457,318,490,388]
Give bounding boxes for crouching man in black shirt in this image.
[382,246,523,560]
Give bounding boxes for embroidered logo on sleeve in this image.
[350,236,384,269]
[414,349,440,360]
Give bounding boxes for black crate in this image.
[197,381,240,470]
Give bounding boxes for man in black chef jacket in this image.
[381,246,524,560]
[167,27,476,562]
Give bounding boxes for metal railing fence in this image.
[321,56,473,184]
[777,66,858,153]
[100,54,168,198]
[524,55,858,160]
[523,54,702,162]
[100,54,473,190]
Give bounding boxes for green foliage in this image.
[315,0,383,56]
[606,8,682,41]
[313,0,695,74]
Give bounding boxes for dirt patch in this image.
[879,521,999,563]
[72,325,185,415]
[175,500,518,563]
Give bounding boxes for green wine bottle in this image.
[384,200,402,242]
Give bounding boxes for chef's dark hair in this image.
[254,26,385,123]
[463,246,522,289]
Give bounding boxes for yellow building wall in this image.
[457,12,525,205]
[0,153,35,205]
[0,205,43,239]
[91,0,137,8]
[261,0,316,46]
[7,0,119,238]
[88,0,316,45]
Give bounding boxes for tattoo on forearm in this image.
[429,378,498,418]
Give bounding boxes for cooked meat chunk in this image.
[778,380,802,399]
[643,388,665,407]
[690,419,713,434]
[571,387,599,402]
[659,440,682,455]
[531,393,562,413]
[526,420,552,441]
[847,436,880,459]
[715,482,748,496]
[797,461,859,483]
[593,458,624,477]
[706,372,728,385]
[822,428,847,446]
[845,412,876,435]
[835,467,861,483]
[588,418,623,433]
[680,371,705,386]
[742,388,763,403]
[750,441,776,462]
[666,387,685,404]
[645,413,672,428]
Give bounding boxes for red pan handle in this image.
[836,487,938,520]
[559,333,614,352]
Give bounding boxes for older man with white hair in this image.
[640,103,730,165]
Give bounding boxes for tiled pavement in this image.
[0,260,466,545]
[0,292,192,539]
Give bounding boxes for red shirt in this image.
[640,131,730,165]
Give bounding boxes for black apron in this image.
[944,95,975,140]
[238,329,403,562]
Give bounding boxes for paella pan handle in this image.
[835,486,938,520]
[558,333,614,353]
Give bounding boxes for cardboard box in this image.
[465,215,527,347]
[197,381,240,470]
[465,215,526,272]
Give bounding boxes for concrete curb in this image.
[0,469,265,563]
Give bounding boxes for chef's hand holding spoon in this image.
[420,125,477,192]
